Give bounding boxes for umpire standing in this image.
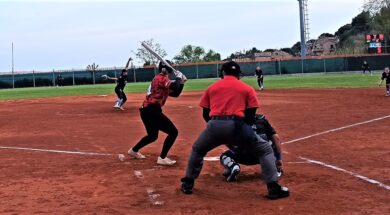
[180,61,289,199]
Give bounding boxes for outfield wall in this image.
[1,54,389,89]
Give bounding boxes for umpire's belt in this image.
[211,115,244,120]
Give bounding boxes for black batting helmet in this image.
[158,60,174,73]
[220,61,241,79]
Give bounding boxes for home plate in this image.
[204,156,219,161]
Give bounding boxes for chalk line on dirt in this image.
[133,170,164,206]
[300,156,390,191]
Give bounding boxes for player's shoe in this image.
[266,182,290,200]
[226,165,240,182]
[222,168,231,178]
[386,91,389,97]
[180,177,194,194]
[277,170,283,178]
[128,148,146,159]
[118,106,124,111]
[113,103,120,110]
[157,156,176,166]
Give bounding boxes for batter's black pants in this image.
[115,87,127,105]
[132,104,178,158]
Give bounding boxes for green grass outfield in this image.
[0,73,382,100]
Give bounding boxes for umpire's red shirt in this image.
[199,75,259,117]
[142,73,171,107]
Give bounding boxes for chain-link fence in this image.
[1,54,390,89]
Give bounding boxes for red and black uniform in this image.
[132,73,181,159]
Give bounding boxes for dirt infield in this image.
[0,88,389,215]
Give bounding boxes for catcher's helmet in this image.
[220,61,241,79]
[158,60,174,73]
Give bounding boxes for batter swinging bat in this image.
[141,42,179,76]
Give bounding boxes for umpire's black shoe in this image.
[181,177,194,195]
[266,182,290,200]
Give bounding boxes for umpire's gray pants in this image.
[184,119,278,183]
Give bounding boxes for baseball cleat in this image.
[119,106,124,111]
[128,148,146,159]
[277,171,283,178]
[157,156,176,166]
[222,168,231,178]
[266,183,290,200]
[180,177,194,194]
[226,166,240,182]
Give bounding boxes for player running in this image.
[128,60,187,166]
[219,114,284,182]
[180,61,289,199]
[106,57,132,110]
[379,67,390,97]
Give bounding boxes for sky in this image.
[0,0,365,72]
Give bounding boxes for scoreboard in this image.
[366,34,384,53]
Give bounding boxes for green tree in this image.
[319,33,335,38]
[351,11,371,32]
[203,49,221,62]
[364,0,390,14]
[136,38,167,66]
[173,45,206,63]
[280,48,293,55]
[372,4,390,52]
[335,24,352,37]
[291,42,301,56]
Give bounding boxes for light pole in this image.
[12,42,15,88]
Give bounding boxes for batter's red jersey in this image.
[142,73,172,107]
[199,75,259,117]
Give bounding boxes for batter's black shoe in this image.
[181,177,194,195]
[266,182,290,200]
[226,167,240,182]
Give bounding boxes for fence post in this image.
[33,70,35,87]
[72,69,75,86]
[279,60,282,75]
[301,58,304,75]
[196,62,199,79]
[52,69,55,86]
[133,66,136,83]
[323,58,327,74]
[93,71,96,85]
[216,63,219,78]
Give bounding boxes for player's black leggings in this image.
[115,87,127,105]
[132,104,178,158]
[257,77,264,88]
